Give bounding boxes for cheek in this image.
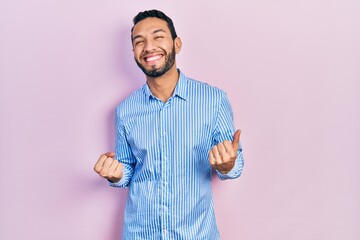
[133,50,142,60]
[133,46,142,57]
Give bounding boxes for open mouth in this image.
[143,54,163,64]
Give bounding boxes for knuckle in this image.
[99,170,108,177]
[104,158,112,165]
[94,166,100,173]
[94,163,103,172]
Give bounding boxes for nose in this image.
[143,39,156,52]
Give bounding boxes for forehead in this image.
[132,17,170,37]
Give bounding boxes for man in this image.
[94,9,244,239]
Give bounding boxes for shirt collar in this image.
[173,70,188,101]
[143,69,188,103]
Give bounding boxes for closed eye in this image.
[134,40,144,46]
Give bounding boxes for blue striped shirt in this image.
[110,70,244,239]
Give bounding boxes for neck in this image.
[146,65,179,103]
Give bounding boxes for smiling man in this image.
[94,9,244,239]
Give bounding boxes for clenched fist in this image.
[94,152,123,183]
[209,129,241,174]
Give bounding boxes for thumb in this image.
[231,129,241,149]
[105,152,115,158]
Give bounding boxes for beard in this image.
[135,45,176,78]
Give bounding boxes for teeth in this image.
[146,55,161,62]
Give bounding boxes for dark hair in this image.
[131,9,178,40]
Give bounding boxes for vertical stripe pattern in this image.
[110,70,244,240]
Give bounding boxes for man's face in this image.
[132,17,178,78]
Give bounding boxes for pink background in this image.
[1,1,359,239]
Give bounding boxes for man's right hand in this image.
[94,152,123,183]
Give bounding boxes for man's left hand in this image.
[209,129,241,174]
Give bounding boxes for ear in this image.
[174,37,182,54]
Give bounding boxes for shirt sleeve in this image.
[109,106,136,188]
[212,91,244,180]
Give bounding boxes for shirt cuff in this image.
[108,175,126,188]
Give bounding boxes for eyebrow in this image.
[132,29,167,42]
[153,29,166,34]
